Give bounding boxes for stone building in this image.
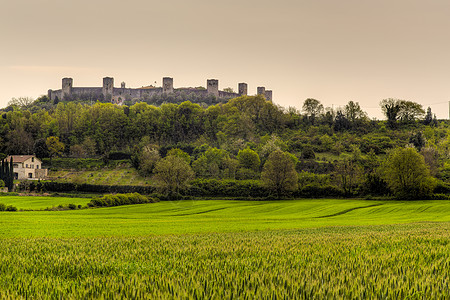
[7,155,48,180]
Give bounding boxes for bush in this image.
[189,179,269,198]
[42,182,155,194]
[0,203,5,211]
[68,203,77,210]
[295,184,344,198]
[6,205,17,212]
[42,158,104,170]
[429,194,450,200]
[236,168,259,180]
[105,151,132,161]
[87,193,158,208]
[301,145,316,159]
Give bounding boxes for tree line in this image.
[1,95,448,199]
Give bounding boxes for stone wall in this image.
[47,77,271,103]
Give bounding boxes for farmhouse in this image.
[6,155,48,180]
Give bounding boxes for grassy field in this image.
[0,198,449,237]
[49,165,149,186]
[0,197,448,298]
[0,223,448,298]
[0,195,91,210]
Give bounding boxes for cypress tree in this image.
[0,158,14,192]
[8,157,13,191]
[0,159,3,180]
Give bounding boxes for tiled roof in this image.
[6,155,36,163]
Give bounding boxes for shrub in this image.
[189,179,268,198]
[6,205,17,212]
[68,203,77,210]
[301,145,315,159]
[295,184,344,198]
[87,193,158,208]
[0,203,5,211]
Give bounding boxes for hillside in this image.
[1,95,449,198]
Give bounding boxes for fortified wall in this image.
[48,77,273,103]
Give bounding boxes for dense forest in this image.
[1,95,449,199]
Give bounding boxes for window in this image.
[13,164,18,168]
[26,164,28,168]
[28,173,33,178]
[36,165,39,169]
[31,157,34,162]
[14,173,18,180]
[31,164,34,169]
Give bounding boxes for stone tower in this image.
[163,77,174,94]
[103,77,114,99]
[265,90,273,101]
[207,79,219,97]
[257,87,266,98]
[121,82,126,88]
[62,78,73,100]
[238,83,248,96]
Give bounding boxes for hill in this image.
[1,95,449,199]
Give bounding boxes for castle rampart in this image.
[207,79,219,98]
[47,77,273,104]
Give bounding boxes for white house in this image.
[6,155,48,180]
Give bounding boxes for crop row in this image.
[0,223,448,298]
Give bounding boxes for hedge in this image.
[189,179,269,198]
[37,182,155,194]
[88,193,158,207]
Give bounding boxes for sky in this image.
[1,0,450,119]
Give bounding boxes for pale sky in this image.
[1,0,450,119]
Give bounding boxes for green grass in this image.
[49,167,149,185]
[0,224,448,298]
[0,198,449,298]
[0,198,449,237]
[0,196,91,210]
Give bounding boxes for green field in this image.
[0,198,449,237]
[0,195,91,210]
[0,197,449,298]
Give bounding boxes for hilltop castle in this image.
[48,77,273,104]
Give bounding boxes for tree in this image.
[380,99,424,127]
[0,158,14,191]
[333,110,350,131]
[6,128,34,154]
[302,98,323,125]
[33,139,49,159]
[261,150,298,196]
[409,132,425,151]
[134,143,160,176]
[192,147,229,178]
[223,87,235,93]
[398,100,424,122]
[380,99,401,128]
[382,147,435,199]
[423,107,433,125]
[166,148,191,164]
[7,97,35,109]
[421,147,439,177]
[46,136,65,161]
[334,159,363,195]
[237,148,260,171]
[344,101,368,128]
[153,155,195,196]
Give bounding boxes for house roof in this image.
[6,155,37,163]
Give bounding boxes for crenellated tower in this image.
[207,79,219,97]
[62,78,73,100]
